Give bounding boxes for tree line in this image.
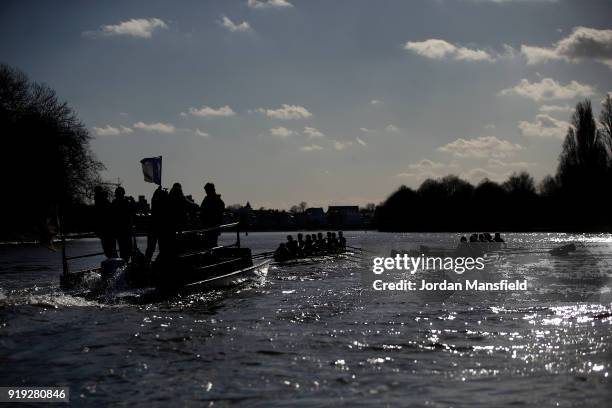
[375,96,612,232]
[0,64,103,240]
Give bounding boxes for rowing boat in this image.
[59,222,268,296]
[273,248,358,265]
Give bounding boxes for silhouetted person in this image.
[297,233,305,254]
[167,183,195,232]
[456,235,471,256]
[304,234,314,254]
[94,186,117,258]
[494,232,505,243]
[145,186,168,264]
[478,233,486,243]
[200,183,225,248]
[469,233,478,243]
[330,232,339,249]
[317,232,325,251]
[326,232,334,249]
[286,235,298,257]
[274,243,291,262]
[338,231,346,249]
[112,186,134,261]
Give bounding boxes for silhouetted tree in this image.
[557,100,608,191]
[503,172,536,197]
[0,64,103,239]
[538,175,559,198]
[599,94,612,155]
[555,100,610,228]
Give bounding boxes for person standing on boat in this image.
[200,182,225,248]
[112,186,135,261]
[144,186,167,265]
[94,186,117,258]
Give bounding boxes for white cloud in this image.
[300,144,323,152]
[403,39,495,62]
[256,104,312,120]
[356,137,367,146]
[93,125,133,136]
[360,127,374,133]
[86,18,168,39]
[385,124,399,132]
[270,126,294,138]
[484,123,496,130]
[538,104,574,113]
[486,158,535,169]
[333,140,353,150]
[438,136,522,158]
[303,126,324,138]
[194,129,209,138]
[133,122,176,133]
[370,99,382,105]
[518,114,570,139]
[455,47,495,62]
[521,27,612,69]
[396,159,458,179]
[247,0,293,9]
[499,78,594,101]
[188,105,236,118]
[219,16,251,32]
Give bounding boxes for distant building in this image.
[327,205,361,227]
[304,207,325,227]
[135,195,150,214]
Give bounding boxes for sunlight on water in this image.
[0,232,611,405]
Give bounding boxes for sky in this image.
[1,0,611,209]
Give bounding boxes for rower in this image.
[326,232,333,249]
[286,235,299,257]
[330,232,339,249]
[274,243,291,262]
[297,233,305,251]
[494,232,504,242]
[337,231,346,249]
[316,232,325,251]
[304,234,314,254]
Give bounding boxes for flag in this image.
[140,156,162,185]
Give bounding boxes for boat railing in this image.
[176,221,241,249]
[60,222,242,276]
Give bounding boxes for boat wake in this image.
[0,287,103,308]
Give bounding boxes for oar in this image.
[346,245,377,255]
[253,251,275,259]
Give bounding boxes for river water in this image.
[1,232,611,407]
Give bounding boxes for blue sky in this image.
[1,0,611,208]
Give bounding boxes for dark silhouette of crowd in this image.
[94,182,225,263]
[274,231,347,261]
